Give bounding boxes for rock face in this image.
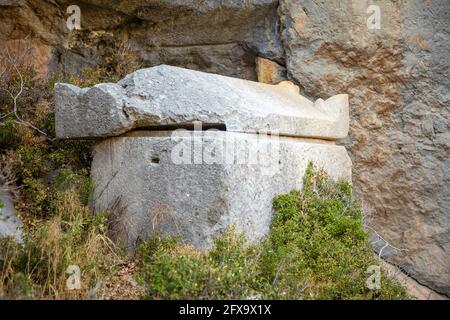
[55,65,349,140]
[91,131,351,250]
[278,0,450,295]
[4,0,449,295]
[0,0,283,79]
[0,184,22,242]
[380,260,448,300]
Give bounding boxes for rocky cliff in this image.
[1,0,448,295]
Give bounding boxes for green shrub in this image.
[138,163,409,300]
[0,117,19,149]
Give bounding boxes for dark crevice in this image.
[131,123,227,132]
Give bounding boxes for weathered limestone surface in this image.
[380,260,448,300]
[55,65,349,140]
[0,185,22,242]
[91,131,351,250]
[5,0,448,295]
[0,0,283,79]
[279,0,450,295]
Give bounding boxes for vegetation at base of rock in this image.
[0,46,408,300]
[0,191,120,299]
[0,45,141,299]
[137,163,409,300]
[0,43,141,220]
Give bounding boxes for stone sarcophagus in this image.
[54,65,352,250]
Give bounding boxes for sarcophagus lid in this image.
[55,65,348,140]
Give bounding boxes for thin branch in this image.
[361,202,408,259]
[365,225,408,258]
[0,111,13,120]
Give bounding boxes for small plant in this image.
[137,163,409,300]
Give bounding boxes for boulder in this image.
[0,185,22,242]
[91,130,351,250]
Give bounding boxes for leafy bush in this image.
[0,44,409,300]
[0,118,19,149]
[138,163,409,300]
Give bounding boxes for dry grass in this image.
[0,40,144,300]
[0,190,124,299]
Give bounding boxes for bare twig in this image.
[0,45,55,141]
[361,201,408,259]
[0,111,13,120]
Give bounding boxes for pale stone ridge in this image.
[55,65,348,140]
